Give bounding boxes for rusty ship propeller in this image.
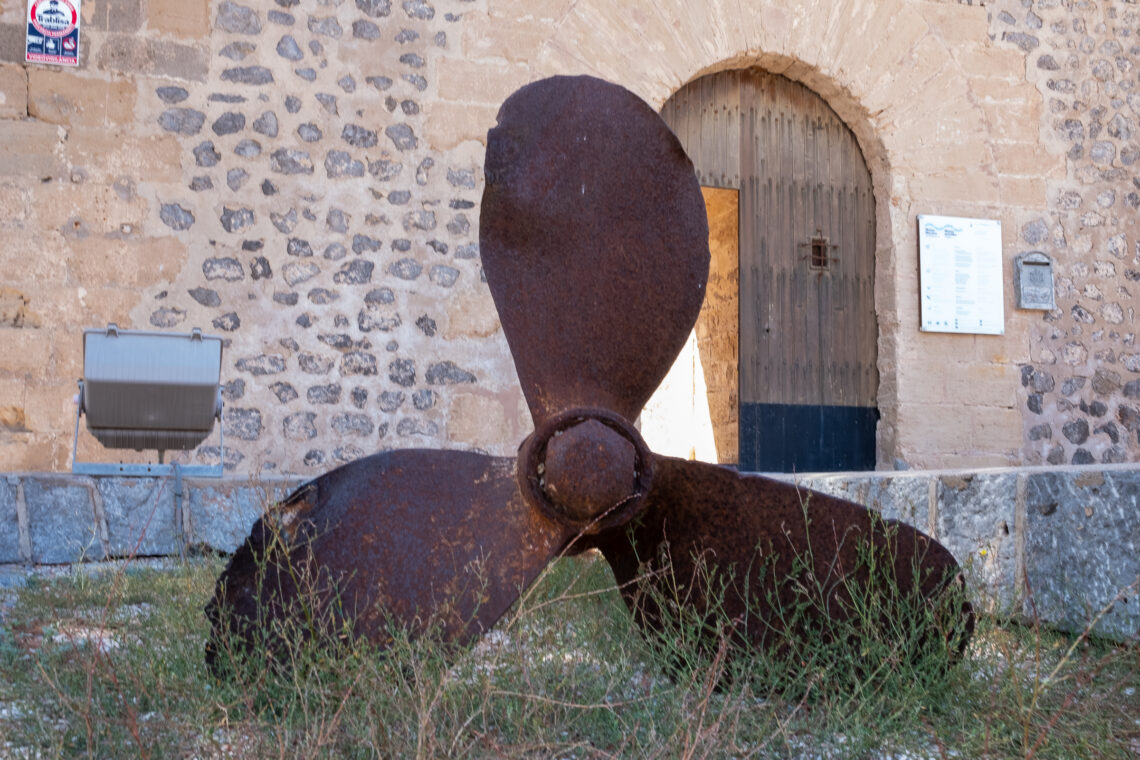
[206,75,972,674]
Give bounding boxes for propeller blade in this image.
[587,456,973,664]
[206,449,573,669]
[480,75,710,425]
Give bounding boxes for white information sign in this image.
[26,0,81,67]
[918,215,1004,335]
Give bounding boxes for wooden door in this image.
[662,69,878,472]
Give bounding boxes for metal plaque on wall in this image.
[1014,251,1056,310]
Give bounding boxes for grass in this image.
[0,551,1136,759]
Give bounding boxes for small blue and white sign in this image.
[26,0,81,67]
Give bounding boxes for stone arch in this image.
[549,4,985,466]
[650,59,901,466]
[437,0,1042,466]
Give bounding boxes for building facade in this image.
[0,0,1137,475]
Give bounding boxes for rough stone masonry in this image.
[0,0,1138,476]
[1,0,529,475]
[1005,0,1140,467]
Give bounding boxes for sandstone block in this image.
[0,286,42,328]
[443,291,500,339]
[969,76,1030,104]
[28,69,136,127]
[0,376,26,412]
[77,285,139,331]
[85,0,144,32]
[948,364,1019,408]
[0,233,69,284]
[0,120,64,178]
[889,115,989,168]
[437,58,531,105]
[96,34,208,82]
[999,176,1049,207]
[63,128,181,183]
[973,406,1024,450]
[23,383,74,433]
[48,327,84,383]
[448,392,511,449]
[462,15,549,63]
[40,187,140,245]
[0,436,58,473]
[921,1,990,45]
[897,364,950,405]
[0,327,54,378]
[982,100,1042,140]
[840,6,926,97]
[0,62,26,118]
[992,141,1066,177]
[938,452,1015,470]
[908,173,1001,205]
[423,101,497,149]
[148,0,210,38]
[0,184,29,225]
[896,402,974,453]
[0,23,25,64]
[954,46,1027,79]
[487,0,573,20]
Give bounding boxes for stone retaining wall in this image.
[790,464,1139,640]
[1,464,1136,640]
[0,472,303,562]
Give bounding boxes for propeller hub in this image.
[518,408,653,533]
[542,419,636,523]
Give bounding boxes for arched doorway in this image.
[645,69,879,473]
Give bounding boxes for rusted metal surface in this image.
[208,74,972,675]
[206,449,573,669]
[206,76,708,669]
[543,419,637,523]
[585,456,974,663]
[516,407,656,537]
[480,75,710,427]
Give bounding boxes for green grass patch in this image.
[0,555,1136,759]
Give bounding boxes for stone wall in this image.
[997,1,1140,467]
[2,464,1135,639]
[124,0,529,475]
[792,463,1140,640]
[0,472,303,561]
[0,0,529,475]
[0,0,1138,474]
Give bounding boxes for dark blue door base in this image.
[739,403,879,473]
